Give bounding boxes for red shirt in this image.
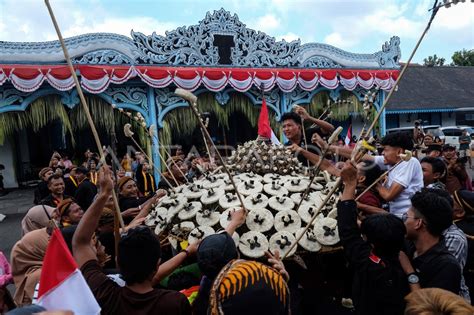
[358,190,382,208]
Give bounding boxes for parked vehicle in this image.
[458,126,474,141]
[440,126,472,149]
[386,125,444,142]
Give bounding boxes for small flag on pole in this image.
[258,99,281,145]
[258,99,272,139]
[344,125,352,146]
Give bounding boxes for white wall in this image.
[441,112,456,126]
[0,137,18,188]
[398,115,412,128]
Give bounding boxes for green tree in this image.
[423,54,446,67]
[451,49,474,66]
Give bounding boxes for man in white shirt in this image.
[371,132,424,216]
[324,132,423,217]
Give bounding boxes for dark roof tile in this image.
[386,66,474,110]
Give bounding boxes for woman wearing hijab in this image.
[10,228,50,306]
[21,205,55,236]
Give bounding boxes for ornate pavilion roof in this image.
[0,8,401,93]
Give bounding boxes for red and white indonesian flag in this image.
[258,98,281,145]
[37,229,101,315]
[344,125,352,146]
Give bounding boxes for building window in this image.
[456,111,474,126]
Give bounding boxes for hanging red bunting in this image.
[0,64,399,94]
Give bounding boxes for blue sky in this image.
[1,0,473,64]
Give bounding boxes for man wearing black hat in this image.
[442,144,468,194]
[422,144,442,158]
[74,166,97,211]
[401,189,461,294]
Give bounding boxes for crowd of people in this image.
[0,107,473,314]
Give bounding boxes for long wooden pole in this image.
[44,0,125,230]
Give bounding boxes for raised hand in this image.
[265,250,290,281]
[340,161,358,185]
[293,105,309,121]
[98,166,114,195]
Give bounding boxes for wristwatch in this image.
[407,272,419,284]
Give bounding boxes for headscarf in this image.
[21,205,55,236]
[209,259,290,315]
[454,190,474,215]
[11,228,50,306]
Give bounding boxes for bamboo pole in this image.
[44,0,125,230]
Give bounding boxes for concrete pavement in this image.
[0,188,33,256]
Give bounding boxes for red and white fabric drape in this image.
[0,65,399,94]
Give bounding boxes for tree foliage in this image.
[451,49,474,66]
[423,54,446,67]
